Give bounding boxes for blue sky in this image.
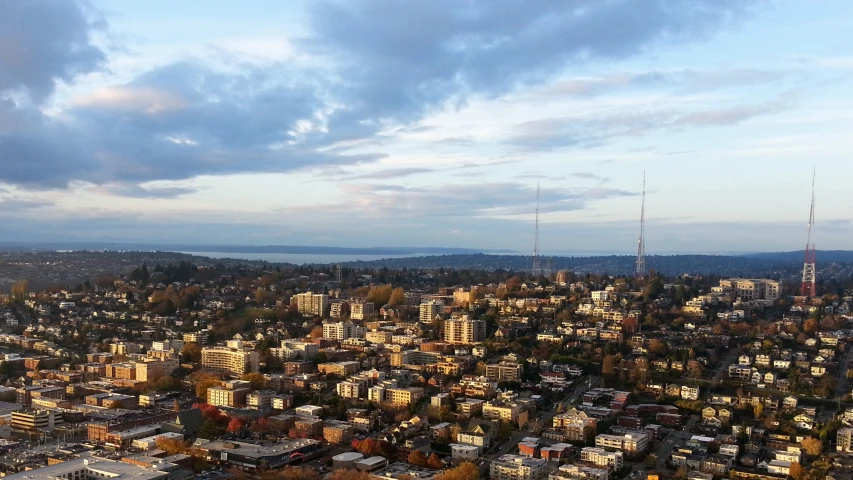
[0,0,851,254]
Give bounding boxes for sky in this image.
[0,0,852,254]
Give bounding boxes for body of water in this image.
[178,251,416,264]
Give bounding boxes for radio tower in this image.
[635,171,647,278]
[801,169,817,297]
[532,183,541,276]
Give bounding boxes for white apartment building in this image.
[594,433,648,454]
[270,340,318,360]
[351,302,375,320]
[581,447,624,470]
[419,302,442,323]
[720,279,781,302]
[490,454,548,480]
[201,345,259,377]
[838,427,853,453]
[293,292,329,316]
[443,317,486,344]
[323,321,362,341]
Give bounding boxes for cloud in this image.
[0,0,105,101]
[347,167,435,180]
[71,87,189,114]
[571,172,609,183]
[507,95,793,150]
[330,182,637,218]
[0,0,762,191]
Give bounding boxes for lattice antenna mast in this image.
[532,182,541,277]
[801,168,817,297]
[635,171,647,278]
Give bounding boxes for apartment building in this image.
[135,358,179,383]
[207,381,251,408]
[270,340,319,361]
[384,387,424,406]
[720,279,781,302]
[247,390,276,410]
[293,292,329,317]
[594,433,648,454]
[581,447,624,470]
[419,302,442,323]
[366,331,392,344]
[549,464,611,480]
[323,321,362,341]
[351,302,376,320]
[485,362,522,382]
[183,332,208,344]
[483,400,523,423]
[552,409,597,442]
[838,427,853,453]
[443,317,486,345]
[490,454,548,480]
[201,344,259,377]
[317,361,361,376]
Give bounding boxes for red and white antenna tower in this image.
[635,171,647,278]
[801,168,817,297]
[532,182,541,276]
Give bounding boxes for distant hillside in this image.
[744,250,853,263]
[341,252,853,277]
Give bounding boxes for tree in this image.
[801,437,823,456]
[427,453,443,470]
[789,462,806,480]
[193,374,221,399]
[310,326,324,338]
[601,355,617,376]
[330,470,371,480]
[647,339,667,355]
[10,280,28,303]
[645,454,657,468]
[278,466,322,480]
[198,419,225,439]
[156,436,188,455]
[227,418,244,434]
[435,462,479,480]
[753,403,764,419]
[408,450,428,467]
[803,318,818,334]
[181,343,202,363]
[389,287,406,306]
[241,372,267,390]
[622,316,639,335]
[675,466,689,479]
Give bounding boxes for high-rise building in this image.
[443,317,486,345]
[351,302,375,320]
[419,302,441,323]
[839,427,853,453]
[201,346,259,377]
[323,321,361,340]
[293,292,329,317]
